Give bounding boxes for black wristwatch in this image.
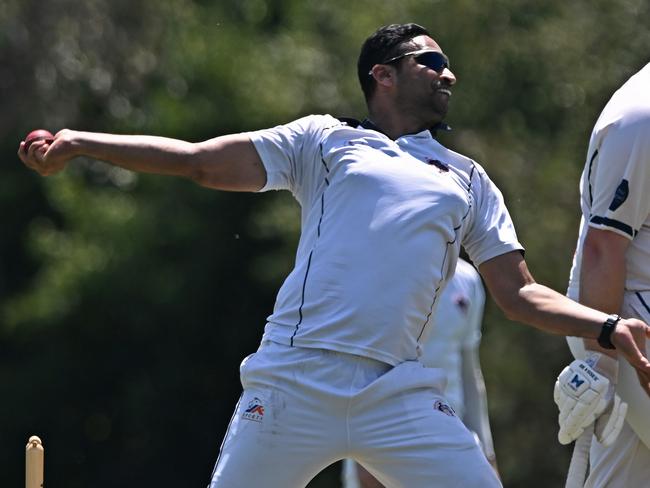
[598,314,621,350]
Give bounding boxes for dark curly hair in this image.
[357,23,431,101]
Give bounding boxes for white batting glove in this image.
[553,353,627,446]
[586,353,628,446]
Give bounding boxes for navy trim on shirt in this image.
[290,144,331,346]
[416,163,476,343]
[590,215,637,237]
[586,150,598,206]
[635,292,650,315]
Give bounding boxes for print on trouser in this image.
[209,341,501,488]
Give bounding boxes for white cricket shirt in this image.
[250,114,522,365]
[567,63,650,299]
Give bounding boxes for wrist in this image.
[53,129,83,159]
[584,351,619,382]
[67,130,88,157]
[597,314,621,350]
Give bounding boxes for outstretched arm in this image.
[478,250,650,395]
[18,129,267,192]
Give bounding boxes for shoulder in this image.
[595,66,650,138]
[593,110,650,159]
[277,114,344,133]
[249,114,346,152]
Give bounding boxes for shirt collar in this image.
[359,118,451,139]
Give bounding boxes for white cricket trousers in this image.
[208,340,501,488]
[568,290,650,488]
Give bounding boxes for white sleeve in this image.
[247,115,330,206]
[462,164,524,266]
[588,120,650,239]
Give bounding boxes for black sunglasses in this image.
[370,49,450,75]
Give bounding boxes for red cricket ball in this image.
[24,129,54,151]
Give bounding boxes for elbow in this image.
[498,283,537,323]
[493,294,521,322]
[501,303,523,322]
[185,143,210,185]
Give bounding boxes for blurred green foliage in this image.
[1,0,648,486]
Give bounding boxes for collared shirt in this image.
[568,63,650,298]
[249,114,522,365]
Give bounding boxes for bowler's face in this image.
[394,35,457,124]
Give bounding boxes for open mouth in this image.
[436,88,452,97]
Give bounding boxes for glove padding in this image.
[554,356,627,446]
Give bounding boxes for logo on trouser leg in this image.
[434,400,456,417]
[242,397,265,422]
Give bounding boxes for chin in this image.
[426,97,447,114]
[433,105,449,121]
[428,108,447,125]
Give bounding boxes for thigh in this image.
[209,388,335,488]
[586,422,650,488]
[357,405,500,487]
[351,363,501,488]
[210,344,352,488]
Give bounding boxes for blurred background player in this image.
[555,62,650,487]
[342,257,499,487]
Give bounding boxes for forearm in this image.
[68,131,198,178]
[482,251,617,339]
[480,252,650,386]
[512,282,610,338]
[23,129,266,191]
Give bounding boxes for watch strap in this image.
[597,314,621,350]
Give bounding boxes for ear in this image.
[369,64,396,88]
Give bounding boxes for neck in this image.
[367,105,441,140]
